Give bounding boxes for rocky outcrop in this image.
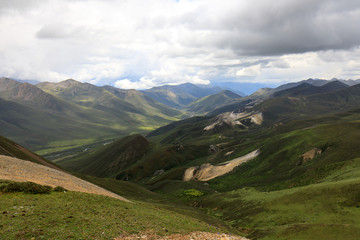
[203,111,263,132]
[183,149,260,181]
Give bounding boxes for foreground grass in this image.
[0,191,223,239]
[202,176,360,240]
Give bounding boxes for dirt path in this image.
[0,155,129,202]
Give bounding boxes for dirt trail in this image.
[0,155,129,202]
[184,150,260,181]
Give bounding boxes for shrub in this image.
[182,189,204,199]
[53,186,67,192]
[0,181,52,194]
[22,182,52,194]
[0,182,25,193]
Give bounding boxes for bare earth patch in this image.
[0,155,129,202]
[184,150,260,181]
[116,231,249,240]
[203,112,263,132]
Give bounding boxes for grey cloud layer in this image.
[0,0,359,86]
[174,0,360,56]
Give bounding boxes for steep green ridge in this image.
[59,134,151,178]
[186,90,242,114]
[255,83,360,123]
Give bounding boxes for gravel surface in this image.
[0,155,129,202]
[116,231,249,240]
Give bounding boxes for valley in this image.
[2,77,360,239]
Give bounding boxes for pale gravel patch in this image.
[115,231,249,240]
[183,149,260,181]
[0,155,129,202]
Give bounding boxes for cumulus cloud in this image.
[115,78,154,90]
[0,0,360,87]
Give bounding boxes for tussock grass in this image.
[0,190,228,239]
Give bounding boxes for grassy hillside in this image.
[202,177,360,239]
[58,135,151,177]
[57,134,211,182]
[0,78,182,155]
[0,189,234,239]
[142,109,360,239]
[273,81,348,98]
[0,137,241,239]
[254,84,360,124]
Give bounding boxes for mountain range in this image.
[2,76,360,239]
[142,83,225,108]
[0,78,182,153]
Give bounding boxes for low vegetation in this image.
[0,186,233,239]
[202,176,360,239]
[0,181,53,194]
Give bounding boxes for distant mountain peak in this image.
[58,79,83,87]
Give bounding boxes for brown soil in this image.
[297,148,322,165]
[116,230,249,240]
[0,155,129,202]
[300,148,322,161]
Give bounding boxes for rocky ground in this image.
[116,231,249,240]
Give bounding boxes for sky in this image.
[1,0,360,89]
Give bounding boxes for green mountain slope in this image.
[0,134,61,170]
[0,97,118,151]
[58,134,210,182]
[0,77,71,111]
[274,81,348,97]
[255,83,360,123]
[186,90,242,114]
[0,78,182,153]
[37,79,181,122]
[59,134,151,178]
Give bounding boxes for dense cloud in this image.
[0,0,359,88]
